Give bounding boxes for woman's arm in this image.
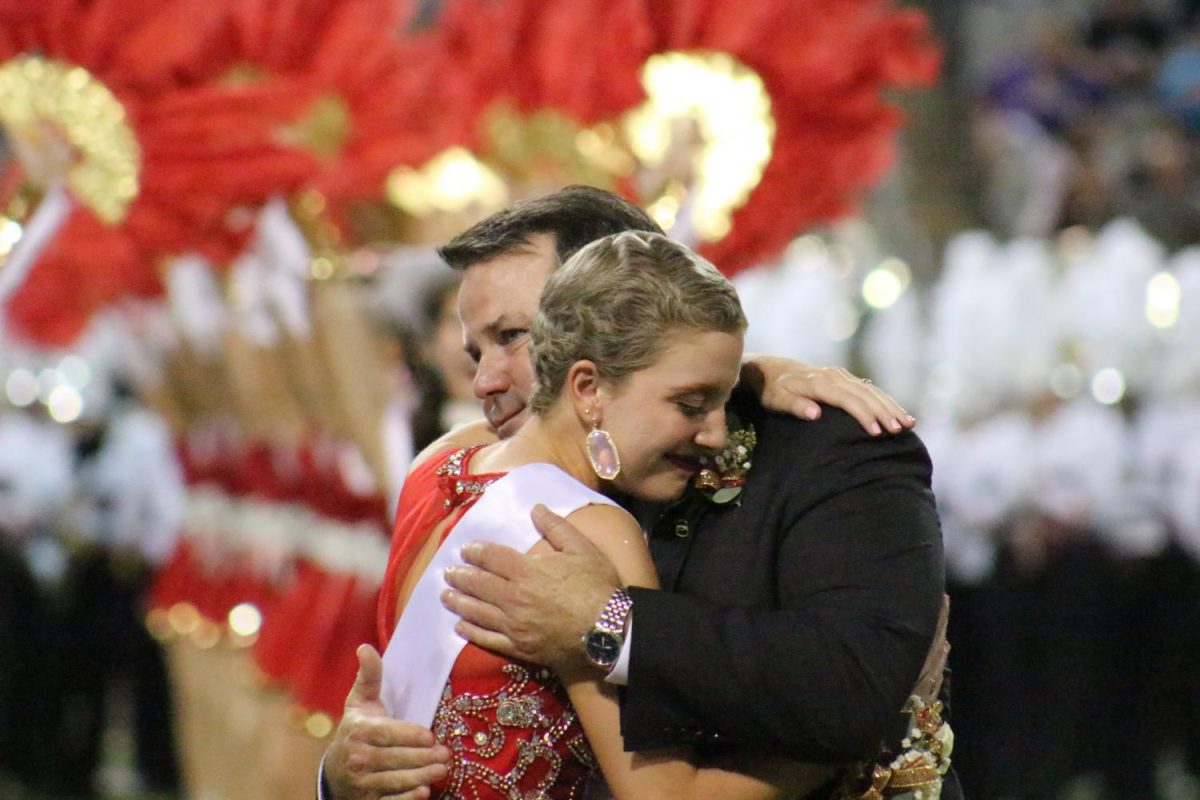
[740,354,914,435]
[554,504,833,800]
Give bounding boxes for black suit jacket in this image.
[622,393,945,764]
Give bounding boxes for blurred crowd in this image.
[969,0,1200,247]
[0,377,184,797]
[866,220,1200,800]
[923,4,1200,797]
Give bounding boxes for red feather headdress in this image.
[421,0,940,275]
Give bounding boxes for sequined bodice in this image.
[393,447,599,800]
[433,652,597,799]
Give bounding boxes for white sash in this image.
[380,462,618,725]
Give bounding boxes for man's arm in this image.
[443,416,944,762]
[621,418,944,759]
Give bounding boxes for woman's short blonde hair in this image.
[529,231,746,415]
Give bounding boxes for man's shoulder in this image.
[760,403,868,441]
[734,391,914,452]
[731,393,932,487]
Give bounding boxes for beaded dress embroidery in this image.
[413,447,599,799]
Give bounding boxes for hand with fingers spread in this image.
[740,354,916,435]
[322,645,451,800]
[442,504,621,674]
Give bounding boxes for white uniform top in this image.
[380,462,618,726]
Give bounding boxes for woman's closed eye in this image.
[674,400,707,418]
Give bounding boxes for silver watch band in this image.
[597,588,633,634]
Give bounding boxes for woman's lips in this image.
[664,453,703,473]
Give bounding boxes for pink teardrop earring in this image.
[585,414,621,480]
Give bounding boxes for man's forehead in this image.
[470,231,557,269]
[458,276,538,334]
[464,241,555,282]
[455,234,556,339]
[510,232,558,260]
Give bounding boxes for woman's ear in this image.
[565,360,605,424]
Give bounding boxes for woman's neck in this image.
[474,411,600,491]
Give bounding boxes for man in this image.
[323,186,948,799]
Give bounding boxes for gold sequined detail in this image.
[432,663,596,799]
[834,695,954,800]
[566,735,598,771]
[437,446,501,510]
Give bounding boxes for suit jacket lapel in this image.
[644,498,707,591]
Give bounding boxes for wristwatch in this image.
[582,587,633,672]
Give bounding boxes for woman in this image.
[376,231,831,799]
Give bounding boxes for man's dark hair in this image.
[437,185,665,270]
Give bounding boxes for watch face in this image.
[585,630,622,667]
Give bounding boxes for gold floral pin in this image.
[694,422,755,506]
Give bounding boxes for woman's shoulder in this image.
[408,419,498,473]
[559,503,656,588]
[564,501,640,536]
[396,442,495,516]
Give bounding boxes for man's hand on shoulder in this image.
[322,645,450,800]
[740,354,915,436]
[441,505,624,677]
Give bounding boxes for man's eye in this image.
[465,347,481,365]
[499,328,528,346]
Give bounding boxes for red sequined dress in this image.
[378,446,600,800]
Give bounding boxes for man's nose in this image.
[472,352,510,399]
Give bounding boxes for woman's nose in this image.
[694,408,728,451]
